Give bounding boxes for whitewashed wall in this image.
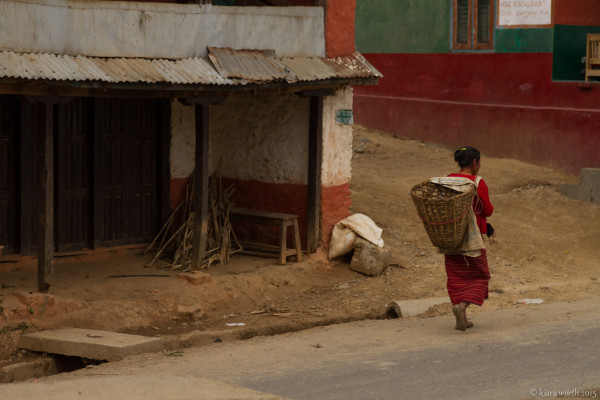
[170,94,310,183]
[322,87,353,187]
[0,0,325,58]
[170,88,353,187]
[170,102,196,180]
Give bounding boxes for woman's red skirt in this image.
[444,249,490,306]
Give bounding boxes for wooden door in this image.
[20,101,45,255]
[0,96,19,254]
[55,99,92,252]
[94,98,160,247]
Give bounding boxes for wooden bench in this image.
[229,207,302,265]
[586,33,600,82]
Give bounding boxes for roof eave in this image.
[0,76,380,98]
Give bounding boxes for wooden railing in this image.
[585,33,600,82]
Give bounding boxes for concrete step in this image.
[19,328,164,361]
[0,356,58,383]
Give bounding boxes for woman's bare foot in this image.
[454,302,474,330]
[452,304,467,331]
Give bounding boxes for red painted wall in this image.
[354,53,600,175]
[170,177,349,249]
[321,183,351,246]
[555,0,600,26]
[222,178,308,248]
[326,0,356,57]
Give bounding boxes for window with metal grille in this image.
[453,0,494,50]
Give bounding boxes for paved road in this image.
[24,299,600,400]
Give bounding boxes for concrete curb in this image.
[384,297,449,319]
[162,312,376,351]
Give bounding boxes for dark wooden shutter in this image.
[94,98,160,247]
[20,102,45,255]
[56,99,92,252]
[475,0,494,49]
[0,96,19,254]
[453,0,472,50]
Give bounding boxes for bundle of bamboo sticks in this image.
[145,175,242,271]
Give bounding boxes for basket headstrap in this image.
[475,176,482,188]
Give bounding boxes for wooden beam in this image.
[0,79,380,100]
[37,102,54,292]
[191,103,210,269]
[159,99,172,224]
[178,97,225,269]
[307,95,324,253]
[178,97,227,107]
[297,89,333,98]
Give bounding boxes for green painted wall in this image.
[495,28,554,53]
[552,24,600,81]
[355,0,450,54]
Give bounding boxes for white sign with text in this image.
[498,0,552,26]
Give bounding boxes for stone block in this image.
[558,168,600,204]
[350,237,390,276]
[176,305,205,320]
[179,271,214,286]
[19,328,164,361]
[0,356,58,383]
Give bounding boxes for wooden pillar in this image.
[307,95,323,253]
[178,97,226,269]
[192,103,209,268]
[298,89,331,253]
[37,103,54,292]
[21,96,72,292]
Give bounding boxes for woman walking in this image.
[446,146,493,331]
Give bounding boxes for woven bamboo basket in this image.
[410,180,476,251]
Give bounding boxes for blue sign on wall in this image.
[335,109,353,124]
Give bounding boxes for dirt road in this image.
[0,125,598,363]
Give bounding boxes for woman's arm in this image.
[477,179,494,217]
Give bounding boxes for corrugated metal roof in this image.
[207,47,290,83]
[0,49,381,87]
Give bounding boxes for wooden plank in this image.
[230,207,298,221]
[0,96,19,254]
[20,101,44,255]
[238,241,296,256]
[93,98,161,247]
[37,103,54,292]
[307,95,323,253]
[191,103,210,269]
[278,220,287,265]
[0,81,378,101]
[292,218,302,262]
[55,98,92,252]
[159,99,172,225]
[92,98,104,249]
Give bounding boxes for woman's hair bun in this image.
[454,149,465,163]
[454,146,480,167]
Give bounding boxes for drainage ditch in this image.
[0,352,105,383]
